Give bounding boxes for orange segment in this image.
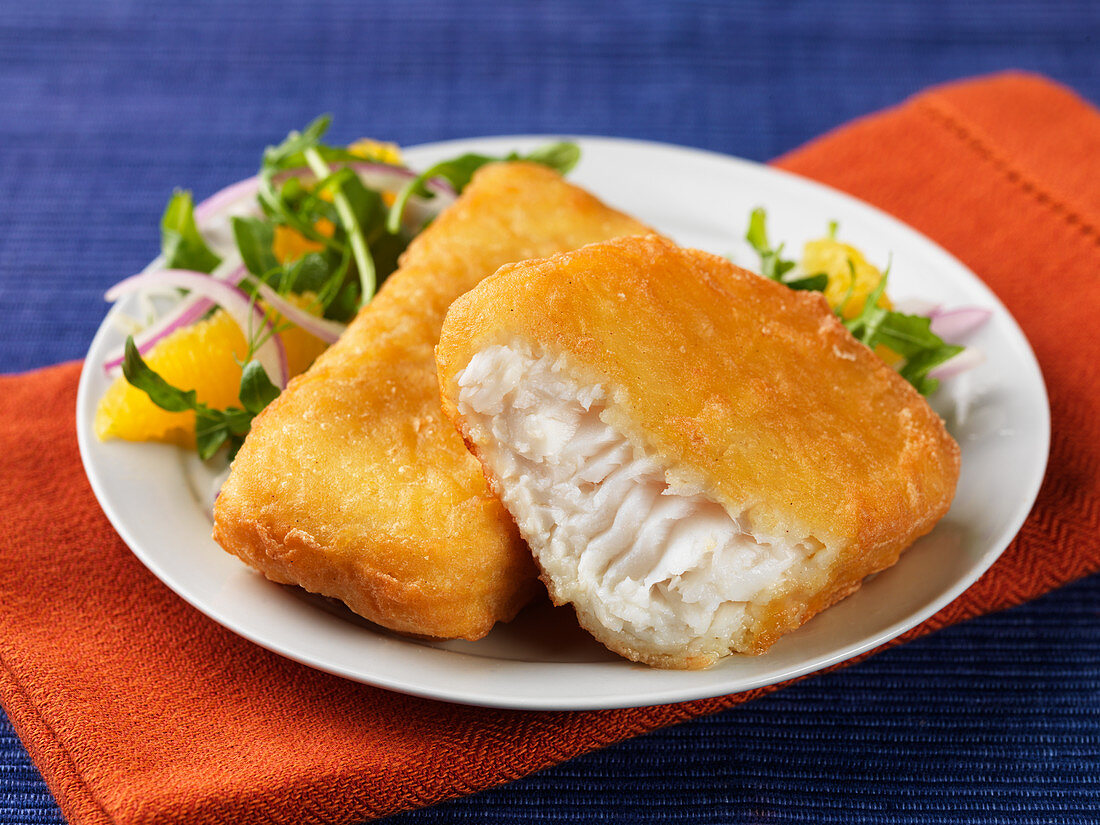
[347,139,403,165]
[801,238,893,320]
[272,219,334,264]
[874,343,904,368]
[279,295,331,375]
[95,293,330,448]
[801,238,902,366]
[348,139,402,206]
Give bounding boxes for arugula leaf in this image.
[740,210,965,396]
[304,146,378,304]
[238,360,281,415]
[745,207,770,256]
[841,267,963,394]
[314,247,354,317]
[258,121,569,310]
[874,312,949,358]
[366,231,408,292]
[122,337,199,412]
[294,170,347,224]
[263,115,333,170]
[744,208,799,283]
[327,280,361,322]
[386,153,493,234]
[194,407,249,459]
[519,141,581,175]
[251,119,416,314]
[419,153,497,193]
[386,142,582,233]
[161,191,221,273]
[262,115,386,175]
[898,345,964,396]
[842,263,891,342]
[233,216,345,306]
[121,337,275,460]
[325,170,385,260]
[232,217,280,281]
[258,180,335,250]
[334,171,386,235]
[282,252,331,295]
[784,273,829,292]
[257,121,345,252]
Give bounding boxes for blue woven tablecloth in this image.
[2,2,1098,822]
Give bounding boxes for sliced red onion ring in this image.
[103,297,213,374]
[205,464,233,518]
[106,269,288,388]
[929,347,986,380]
[318,161,457,199]
[930,307,993,343]
[102,263,248,373]
[247,279,346,344]
[192,177,264,224]
[192,162,456,226]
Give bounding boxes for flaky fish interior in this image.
[437,235,960,668]
[456,343,830,666]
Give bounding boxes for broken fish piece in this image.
[212,163,652,640]
[436,234,960,667]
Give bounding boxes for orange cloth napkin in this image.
[2,72,1098,825]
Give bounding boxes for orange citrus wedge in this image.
[801,238,893,320]
[801,238,902,367]
[348,139,402,165]
[94,293,329,449]
[272,219,334,264]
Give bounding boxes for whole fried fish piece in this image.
[213,162,651,640]
[436,235,960,667]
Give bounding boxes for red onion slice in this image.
[192,162,455,226]
[929,347,986,380]
[246,280,346,344]
[103,296,213,374]
[102,263,249,374]
[316,161,457,199]
[930,307,993,343]
[192,177,264,225]
[105,269,288,388]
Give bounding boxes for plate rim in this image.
[76,134,1051,710]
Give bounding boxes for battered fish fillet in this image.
[436,235,961,667]
[212,162,652,640]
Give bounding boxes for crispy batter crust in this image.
[212,163,652,640]
[437,235,960,662]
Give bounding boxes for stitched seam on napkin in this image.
[0,651,116,825]
[916,96,1100,249]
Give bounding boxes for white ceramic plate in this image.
[77,136,1050,710]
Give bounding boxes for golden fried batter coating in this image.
[437,235,960,664]
[212,163,652,640]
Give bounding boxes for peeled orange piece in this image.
[801,238,902,367]
[272,219,334,264]
[94,294,329,448]
[801,238,893,320]
[347,139,403,165]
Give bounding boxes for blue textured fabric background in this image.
[2,1,1098,823]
